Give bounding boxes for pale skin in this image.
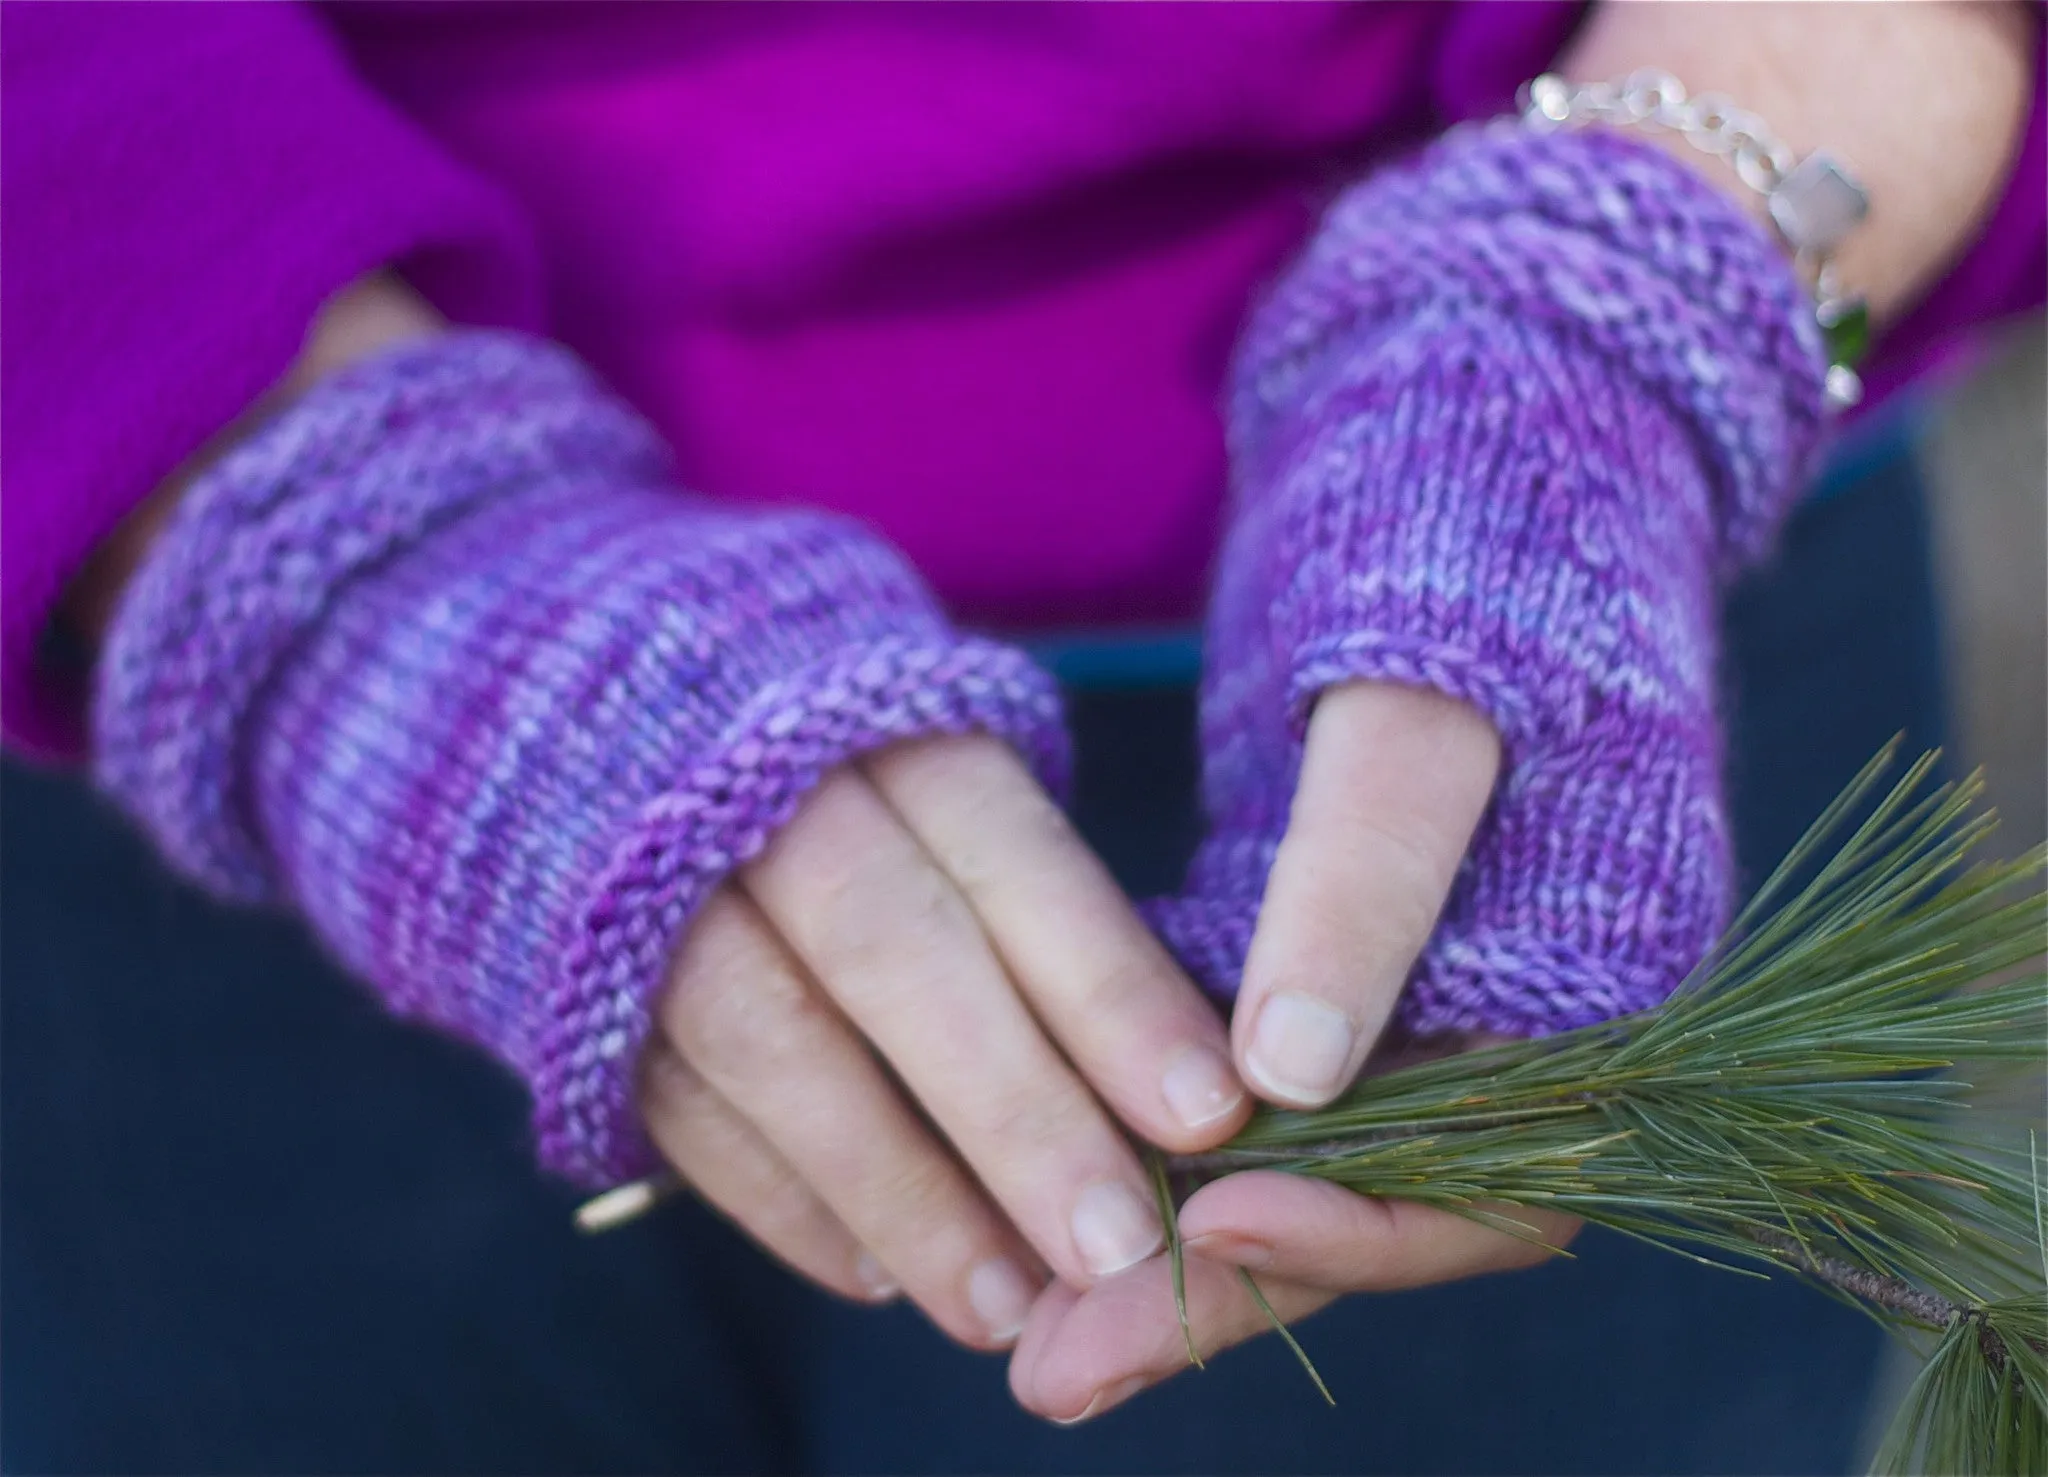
[65,0,2033,1429]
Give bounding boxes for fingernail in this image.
[1245,992,1355,1105]
[854,1251,899,1302]
[1052,1375,1149,1426]
[968,1258,1037,1343]
[1161,1044,1245,1131]
[1070,1180,1164,1278]
[1184,1231,1274,1271]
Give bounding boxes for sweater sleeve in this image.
[0,1,543,760]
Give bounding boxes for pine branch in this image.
[1748,1225,1962,1328]
[1750,1229,2042,1394]
[1156,750,2048,1476]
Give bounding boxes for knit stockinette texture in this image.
[1152,128,1830,1036]
[94,332,1067,1186]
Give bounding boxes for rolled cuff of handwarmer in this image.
[92,332,675,901]
[92,331,1069,1188]
[537,635,1066,1184]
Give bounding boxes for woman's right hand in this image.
[70,274,1236,1353]
[636,731,1251,1350]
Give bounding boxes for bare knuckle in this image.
[661,967,742,1056]
[1290,831,1449,966]
[810,865,976,994]
[1349,811,1460,901]
[863,733,963,792]
[743,1173,840,1250]
[665,957,816,1070]
[1004,776,1075,847]
[977,1081,1104,1168]
[988,768,1069,840]
[1068,951,1172,1024]
[787,850,877,935]
[864,1152,969,1232]
[638,1048,706,1118]
[1375,878,1447,957]
[895,862,975,942]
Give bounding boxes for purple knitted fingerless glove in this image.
[1152,127,1830,1036]
[93,332,1066,1186]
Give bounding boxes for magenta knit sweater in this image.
[5,1,2044,754]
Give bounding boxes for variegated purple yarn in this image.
[94,332,1067,1186]
[1152,128,1830,1036]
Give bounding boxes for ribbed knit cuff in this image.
[95,332,1067,1185]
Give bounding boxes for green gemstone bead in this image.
[1820,298,1870,368]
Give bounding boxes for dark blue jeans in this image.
[4,449,1944,1475]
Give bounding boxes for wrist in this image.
[1522,70,1873,410]
[1552,0,2035,331]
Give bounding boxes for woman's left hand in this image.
[1009,681,1578,1423]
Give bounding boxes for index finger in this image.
[863,736,1250,1152]
[1233,681,1500,1108]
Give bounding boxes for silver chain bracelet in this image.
[1521,68,1872,410]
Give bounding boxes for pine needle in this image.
[1149,1149,1203,1369]
[1237,1268,1334,1406]
[1161,751,2047,1473]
